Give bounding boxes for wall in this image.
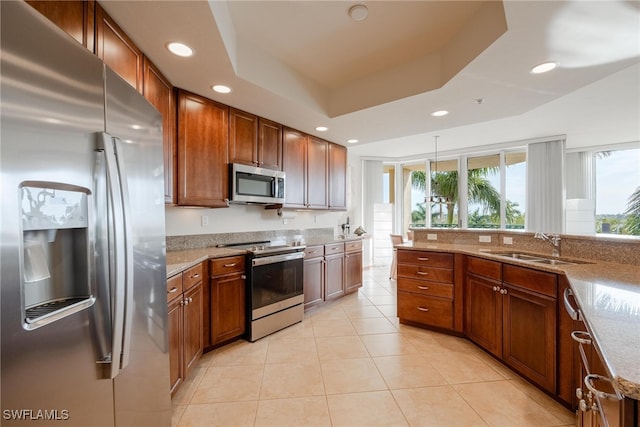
[165,152,364,238]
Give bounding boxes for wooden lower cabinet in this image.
[465,258,557,394]
[397,250,456,331]
[344,240,363,294]
[167,263,204,398]
[209,256,246,347]
[303,245,324,309]
[324,242,345,301]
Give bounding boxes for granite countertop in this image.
[397,241,640,400]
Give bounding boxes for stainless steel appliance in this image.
[230,163,286,205]
[1,2,170,425]
[217,241,305,341]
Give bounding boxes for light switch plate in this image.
[503,236,513,245]
[479,235,491,243]
[427,233,437,241]
[201,215,209,227]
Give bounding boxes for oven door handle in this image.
[252,251,305,266]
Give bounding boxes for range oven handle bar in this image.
[252,251,305,266]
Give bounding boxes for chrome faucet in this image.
[534,232,561,257]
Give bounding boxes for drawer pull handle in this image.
[417,307,429,312]
[584,374,622,401]
[416,271,429,276]
[417,285,430,290]
[224,263,238,268]
[417,257,429,261]
[191,273,200,279]
[571,331,592,345]
[309,251,317,254]
[168,286,179,293]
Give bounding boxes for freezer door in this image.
[104,67,171,425]
[0,2,115,425]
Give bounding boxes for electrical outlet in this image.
[201,215,209,227]
[479,235,491,243]
[427,233,437,241]
[283,218,288,225]
[503,236,513,245]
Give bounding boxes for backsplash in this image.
[412,229,640,265]
[166,227,335,251]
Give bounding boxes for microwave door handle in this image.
[271,177,276,196]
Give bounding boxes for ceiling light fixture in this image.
[475,98,485,105]
[167,42,194,57]
[212,85,231,94]
[348,4,369,22]
[431,110,449,117]
[315,126,328,132]
[530,61,557,74]
[429,135,450,205]
[347,139,359,144]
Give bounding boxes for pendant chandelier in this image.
[429,135,450,205]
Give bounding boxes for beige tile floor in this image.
[172,264,576,427]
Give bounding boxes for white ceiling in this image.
[100,0,640,159]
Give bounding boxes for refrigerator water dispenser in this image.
[20,182,94,329]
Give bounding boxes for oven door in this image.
[251,252,304,319]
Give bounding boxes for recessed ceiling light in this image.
[212,85,231,94]
[530,61,557,74]
[348,4,369,22]
[431,110,449,117]
[167,42,193,57]
[475,98,485,105]
[131,124,142,130]
[315,126,328,132]
[347,139,359,144]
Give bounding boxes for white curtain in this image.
[361,160,383,265]
[526,139,565,233]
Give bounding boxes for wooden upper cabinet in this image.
[282,128,307,208]
[229,108,258,167]
[258,118,283,170]
[177,90,229,207]
[229,109,282,171]
[307,136,328,209]
[27,1,95,51]
[328,143,347,210]
[95,4,143,92]
[143,58,176,204]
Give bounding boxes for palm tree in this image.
[411,168,502,226]
[623,186,640,235]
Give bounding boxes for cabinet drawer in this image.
[167,273,183,303]
[503,264,557,298]
[345,240,362,252]
[467,256,501,281]
[324,242,345,255]
[183,263,203,290]
[397,264,453,284]
[304,245,324,259]
[397,250,453,268]
[398,292,453,330]
[397,278,453,299]
[210,256,245,276]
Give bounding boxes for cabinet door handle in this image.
[584,374,622,401]
[417,285,430,290]
[417,307,429,312]
[492,286,500,292]
[563,287,582,321]
[417,257,429,261]
[168,286,179,294]
[241,274,246,280]
[416,271,428,276]
[224,263,237,268]
[571,330,592,345]
[500,288,507,295]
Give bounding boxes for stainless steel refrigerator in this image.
[1,2,171,425]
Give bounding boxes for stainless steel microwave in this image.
[230,163,285,204]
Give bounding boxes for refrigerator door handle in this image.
[112,136,134,371]
[96,132,128,379]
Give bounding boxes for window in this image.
[467,154,500,228]
[403,164,427,230]
[595,147,640,235]
[430,159,458,228]
[505,152,526,229]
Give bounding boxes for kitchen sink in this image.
[489,251,589,266]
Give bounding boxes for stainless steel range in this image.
[218,240,305,341]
